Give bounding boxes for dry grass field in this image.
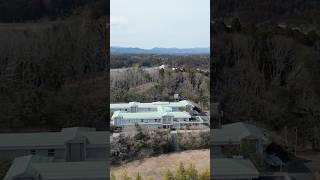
[111,149,209,179]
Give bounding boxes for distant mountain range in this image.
[111,47,210,54]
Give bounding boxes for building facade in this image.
[111,101,206,129]
[110,100,193,113]
[0,127,108,161]
[211,122,268,157]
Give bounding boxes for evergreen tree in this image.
[111,172,116,180]
[163,169,175,180]
[134,172,143,180]
[186,163,198,180]
[175,162,187,180]
[120,170,131,180]
[199,167,210,180]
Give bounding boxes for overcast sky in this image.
[111,0,210,49]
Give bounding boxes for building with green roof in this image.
[0,127,109,162]
[111,102,206,129]
[4,155,107,180]
[211,122,269,157]
[110,100,193,113]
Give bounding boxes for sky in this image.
[111,0,210,49]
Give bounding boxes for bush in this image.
[111,126,209,165]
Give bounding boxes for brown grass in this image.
[111,149,209,179]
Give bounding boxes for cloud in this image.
[110,16,128,26]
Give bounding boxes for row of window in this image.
[112,108,155,112]
[116,118,192,125]
[30,149,55,157]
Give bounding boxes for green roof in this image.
[0,127,108,147]
[110,100,193,109]
[212,122,267,145]
[212,158,259,178]
[4,155,53,180]
[33,161,107,179]
[4,155,107,180]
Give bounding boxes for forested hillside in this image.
[0,0,108,130]
[214,0,320,27]
[111,54,209,69]
[212,1,320,150]
[0,0,106,22]
[111,60,210,109]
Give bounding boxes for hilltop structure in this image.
[111,100,207,129]
[110,100,193,113]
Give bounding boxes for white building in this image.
[0,127,108,162]
[111,101,205,129]
[110,100,193,113]
[4,155,107,180]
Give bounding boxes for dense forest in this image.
[0,0,108,130]
[213,0,320,29]
[110,55,210,109]
[0,0,106,22]
[212,0,320,150]
[111,54,209,69]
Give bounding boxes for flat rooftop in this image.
[110,100,193,109]
[211,122,268,144]
[0,127,108,148]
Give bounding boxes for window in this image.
[30,150,36,155]
[48,149,55,157]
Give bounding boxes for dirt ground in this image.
[111,149,210,179]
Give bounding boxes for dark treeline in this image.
[111,54,209,69]
[213,0,320,26]
[212,17,320,150]
[0,1,108,130]
[0,0,106,22]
